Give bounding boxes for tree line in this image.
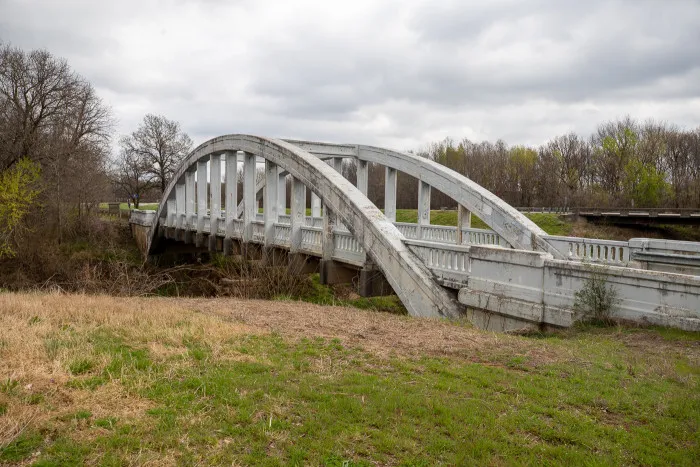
[2,43,699,259]
[0,43,191,257]
[401,118,700,210]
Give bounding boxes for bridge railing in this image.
[542,235,630,266]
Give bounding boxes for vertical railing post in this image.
[196,158,208,246]
[385,167,396,223]
[356,159,368,195]
[224,151,237,253]
[332,157,342,174]
[290,177,305,253]
[278,167,286,216]
[184,168,195,242]
[456,204,471,245]
[175,179,185,230]
[417,180,431,239]
[311,193,321,218]
[166,197,175,230]
[242,150,256,244]
[209,153,221,251]
[264,159,278,247]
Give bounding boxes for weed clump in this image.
[574,271,619,325]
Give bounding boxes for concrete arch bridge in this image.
[130,135,700,331]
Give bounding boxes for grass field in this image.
[1,293,698,465]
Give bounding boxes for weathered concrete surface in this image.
[150,135,462,319]
[629,238,700,276]
[458,245,700,331]
[285,139,563,259]
[129,210,156,255]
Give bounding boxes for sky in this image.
[1,0,699,152]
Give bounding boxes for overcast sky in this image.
[1,0,699,151]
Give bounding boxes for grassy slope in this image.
[1,294,698,465]
[395,209,573,236]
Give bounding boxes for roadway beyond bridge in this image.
[516,207,700,226]
[130,135,700,332]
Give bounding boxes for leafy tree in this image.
[623,159,670,207]
[0,158,41,257]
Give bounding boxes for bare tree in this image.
[0,43,113,239]
[121,114,192,194]
[112,139,156,209]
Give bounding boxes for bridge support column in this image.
[209,153,221,252]
[196,159,208,247]
[319,203,357,285]
[224,151,237,255]
[385,167,396,222]
[358,262,393,297]
[264,160,278,247]
[456,204,471,245]
[417,180,431,239]
[184,168,196,244]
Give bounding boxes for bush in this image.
[574,271,619,325]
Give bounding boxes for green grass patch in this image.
[68,358,95,375]
[4,323,697,465]
[275,274,406,315]
[393,209,573,235]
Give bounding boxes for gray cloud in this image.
[1,0,698,150]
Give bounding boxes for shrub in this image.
[574,271,619,325]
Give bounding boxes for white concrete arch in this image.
[285,140,564,258]
[150,134,462,319]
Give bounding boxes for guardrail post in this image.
[264,160,278,247]
[209,153,221,251]
[385,167,397,222]
[196,159,207,247]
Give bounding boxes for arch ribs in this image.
[150,135,462,319]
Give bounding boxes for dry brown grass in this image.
[1,292,698,460]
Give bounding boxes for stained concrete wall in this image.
[458,245,700,331]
